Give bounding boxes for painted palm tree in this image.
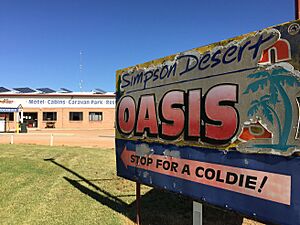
[243,67,300,151]
[248,95,281,141]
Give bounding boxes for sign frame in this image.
[116,20,300,225]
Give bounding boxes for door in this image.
[0,119,5,132]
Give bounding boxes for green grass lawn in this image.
[0,144,261,225]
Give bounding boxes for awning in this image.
[0,104,23,113]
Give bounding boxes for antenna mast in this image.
[79,50,84,91]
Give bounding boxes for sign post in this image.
[136,182,141,225]
[296,0,300,19]
[193,201,203,225]
[116,20,300,225]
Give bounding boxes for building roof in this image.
[0,87,115,97]
[0,87,11,93]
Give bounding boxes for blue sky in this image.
[0,0,295,92]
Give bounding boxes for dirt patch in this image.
[0,129,115,148]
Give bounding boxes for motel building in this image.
[0,87,115,132]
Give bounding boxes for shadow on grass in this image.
[44,158,247,225]
[44,158,126,206]
[64,175,195,225]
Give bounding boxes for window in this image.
[0,113,14,121]
[43,112,57,121]
[89,112,103,121]
[69,112,83,121]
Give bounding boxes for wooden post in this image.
[136,182,141,225]
[193,201,203,225]
[16,122,19,134]
[10,134,14,144]
[50,134,54,146]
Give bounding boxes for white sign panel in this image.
[0,97,115,109]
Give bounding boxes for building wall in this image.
[1,94,116,131]
[4,108,115,130]
[20,108,115,129]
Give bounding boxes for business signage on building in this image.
[0,97,115,109]
[115,20,300,225]
[0,99,23,112]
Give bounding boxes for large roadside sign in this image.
[115,20,300,225]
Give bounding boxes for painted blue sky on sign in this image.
[0,0,295,92]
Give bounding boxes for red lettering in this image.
[204,84,238,142]
[117,96,136,134]
[259,39,291,64]
[187,89,201,138]
[117,84,239,144]
[136,95,158,135]
[160,91,185,138]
